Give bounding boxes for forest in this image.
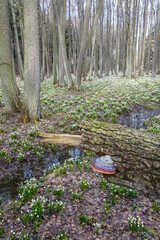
[0,0,160,239]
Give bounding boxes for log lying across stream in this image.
[80,120,160,198]
[39,120,160,198]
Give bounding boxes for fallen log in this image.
[80,119,160,198]
[38,131,81,146]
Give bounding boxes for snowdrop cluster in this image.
[80,178,89,190]
[128,215,144,232]
[48,200,54,213]
[56,200,63,212]
[18,178,38,202]
[30,197,45,220]
[110,184,137,199]
[53,186,64,197]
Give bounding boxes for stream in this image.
[0,107,160,205]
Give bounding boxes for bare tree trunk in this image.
[51,0,58,85]
[58,46,65,87]
[99,4,103,77]
[89,28,97,79]
[139,0,149,75]
[125,0,131,78]
[94,39,98,77]
[0,0,21,113]
[147,2,153,74]
[76,0,103,90]
[89,0,97,80]
[68,0,72,73]
[123,0,129,76]
[116,0,120,75]
[17,0,24,51]
[133,0,140,76]
[75,0,92,90]
[152,1,160,77]
[23,0,41,121]
[10,0,24,80]
[54,0,73,89]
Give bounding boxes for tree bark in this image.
[54,0,73,89]
[116,0,120,75]
[80,119,160,198]
[51,0,58,85]
[75,0,92,90]
[139,0,149,75]
[152,1,160,77]
[99,4,103,77]
[23,0,41,122]
[10,0,24,80]
[0,0,21,113]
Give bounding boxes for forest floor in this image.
[0,75,160,239]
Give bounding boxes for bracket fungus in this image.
[91,155,116,174]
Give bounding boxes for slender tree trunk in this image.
[41,0,46,79]
[17,0,24,51]
[123,0,129,76]
[137,13,143,70]
[139,0,149,75]
[75,0,92,90]
[76,0,103,90]
[89,1,97,80]
[99,5,103,77]
[54,0,73,89]
[59,46,65,87]
[51,0,58,84]
[116,0,120,75]
[0,0,21,113]
[23,0,41,121]
[125,0,131,78]
[133,0,140,76]
[152,1,160,77]
[45,18,50,78]
[10,0,24,80]
[68,0,72,73]
[147,3,153,74]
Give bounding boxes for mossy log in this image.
[80,120,160,198]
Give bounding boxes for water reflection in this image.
[118,107,160,129]
[0,146,84,204]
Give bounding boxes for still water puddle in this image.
[118,107,160,129]
[0,146,84,204]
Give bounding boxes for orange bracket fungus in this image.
[91,155,116,174]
